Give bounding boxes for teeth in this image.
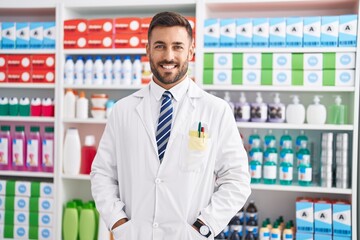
[162,65,175,69]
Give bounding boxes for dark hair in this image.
[148,11,193,41]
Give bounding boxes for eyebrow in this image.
[153,41,185,46]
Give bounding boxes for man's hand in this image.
[111,218,129,230]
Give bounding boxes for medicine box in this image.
[269,18,286,47]
[114,18,141,34]
[324,69,355,86]
[243,69,261,85]
[252,18,269,47]
[220,19,236,47]
[339,14,358,47]
[273,53,292,69]
[63,19,88,34]
[303,53,323,70]
[204,19,220,47]
[203,69,242,85]
[333,202,351,237]
[314,201,332,235]
[296,232,313,240]
[236,18,252,47]
[296,198,314,233]
[273,70,291,85]
[323,52,355,69]
[243,53,262,69]
[43,22,56,48]
[1,22,16,49]
[286,17,303,47]
[303,16,321,47]
[16,22,30,49]
[321,16,339,47]
[0,180,15,196]
[314,234,332,240]
[214,53,233,69]
[304,70,323,87]
[88,18,114,34]
[29,22,43,49]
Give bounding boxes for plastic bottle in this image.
[113,56,122,85]
[235,92,250,122]
[0,125,12,170]
[64,56,75,85]
[84,56,94,85]
[42,126,54,173]
[245,200,258,223]
[264,130,276,150]
[279,141,294,185]
[328,95,347,124]
[18,97,30,116]
[79,202,96,240]
[270,222,281,240]
[250,92,268,122]
[93,56,104,85]
[80,135,97,175]
[64,89,76,119]
[248,130,261,149]
[103,56,113,85]
[259,221,270,240]
[63,201,79,240]
[295,131,308,152]
[76,91,89,119]
[132,55,142,85]
[26,126,41,171]
[245,218,259,239]
[306,95,326,124]
[282,222,294,240]
[12,126,26,171]
[228,230,241,240]
[280,130,292,150]
[141,55,152,84]
[249,140,262,184]
[9,97,19,116]
[268,93,286,123]
[0,97,9,116]
[228,215,242,239]
[263,140,277,184]
[122,56,132,85]
[30,97,42,116]
[286,95,305,124]
[63,128,81,175]
[296,141,311,169]
[74,56,84,85]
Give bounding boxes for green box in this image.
[323,70,335,86]
[5,180,15,196]
[31,182,41,197]
[29,226,39,239]
[4,211,14,225]
[203,69,214,85]
[261,69,273,85]
[262,53,273,69]
[203,53,214,69]
[292,53,304,70]
[232,53,243,69]
[4,225,13,238]
[5,196,15,210]
[323,53,336,70]
[232,69,243,85]
[292,70,304,86]
[29,212,39,227]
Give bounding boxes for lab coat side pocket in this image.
[180,135,211,172]
[111,220,132,240]
[187,223,213,240]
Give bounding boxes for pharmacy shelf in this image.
[202,85,355,92]
[251,184,352,195]
[0,49,56,54]
[64,49,146,55]
[204,47,357,53]
[63,84,144,90]
[0,170,54,179]
[0,83,55,89]
[0,116,55,122]
[63,118,107,124]
[236,122,353,131]
[62,174,91,180]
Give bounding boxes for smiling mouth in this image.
[161,64,177,70]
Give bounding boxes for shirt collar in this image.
[150,77,190,102]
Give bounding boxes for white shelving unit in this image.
[1,0,359,239]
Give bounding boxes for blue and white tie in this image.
[156,91,173,162]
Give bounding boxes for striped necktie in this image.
[156,91,173,163]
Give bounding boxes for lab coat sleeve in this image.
[90,110,128,230]
[198,104,251,236]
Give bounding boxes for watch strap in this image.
[193,219,211,238]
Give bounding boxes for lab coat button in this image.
[155,178,161,184]
[153,222,159,228]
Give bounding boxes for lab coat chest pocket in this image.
[179,134,212,172]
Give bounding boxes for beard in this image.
[149,55,189,86]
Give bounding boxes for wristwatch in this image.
[193,219,211,238]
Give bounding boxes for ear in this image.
[146,43,150,58]
[188,38,195,61]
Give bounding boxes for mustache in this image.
[158,61,177,65]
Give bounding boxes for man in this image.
[90,11,251,239]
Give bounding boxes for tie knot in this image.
[162,91,172,99]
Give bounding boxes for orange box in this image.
[140,32,148,48]
[64,19,88,34]
[0,70,7,83]
[7,70,31,83]
[88,18,114,34]
[114,33,141,48]
[31,54,55,70]
[31,70,55,83]
[7,55,31,70]
[0,55,8,70]
[87,34,113,48]
[64,34,87,49]
[115,18,141,34]
[140,17,152,33]
[186,16,196,33]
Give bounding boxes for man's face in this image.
[146,26,194,89]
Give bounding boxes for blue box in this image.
[296,232,313,240]
[252,18,269,47]
[1,22,16,49]
[220,19,236,47]
[236,18,252,47]
[286,17,303,47]
[296,199,314,233]
[321,16,339,47]
[333,202,351,237]
[30,22,43,49]
[269,18,286,47]
[204,19,220,47]
[303,17,321,47]
[314,201,332,235]
[339,15,357,47]
[314,234,332,240]
[16,22,30,49]
[43,22,56,49]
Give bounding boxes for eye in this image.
[174,45,184,50]
[154,45,165,49]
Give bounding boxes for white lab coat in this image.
[90,79,251,240]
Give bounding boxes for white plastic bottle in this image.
[63,89,76,118]
[93,56,104,85]
[64,56,74,85]
[286,95,305,124]
[306,95,326,124]
[235,92,250,122]
[132,56,142,85]
[63,128,81,175]
[122,56,132,85]
[103,56,113,85]
[113,56,122,85]
[251,92,268,122]
[84,56,94,85]
[76,91,89,119]
[268,93,286,123]
[74,56,84,85]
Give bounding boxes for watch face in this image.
[199,225,210,235]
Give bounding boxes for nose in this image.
[163,48,175,62]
